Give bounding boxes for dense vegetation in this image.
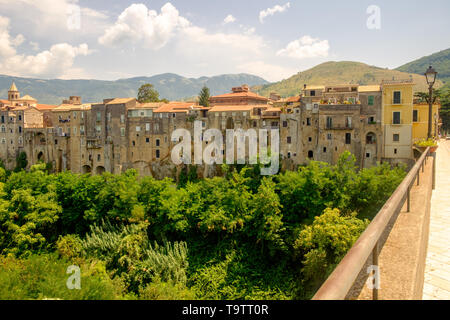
[415,88,450,133]
[0,152,406,300]
[396,48,450,88]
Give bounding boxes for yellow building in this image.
[381,79,415,163]
[412,102,440,142]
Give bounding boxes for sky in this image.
[0,0,449,82]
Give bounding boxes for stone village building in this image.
[0,81,438,177]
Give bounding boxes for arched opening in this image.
[308,150,314,159]
[366,132,376,144]
[82,165,92,174]
[95,166,105,175]
[37,151,44,162]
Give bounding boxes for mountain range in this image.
[0,73,269,105]
[1,47,449,104]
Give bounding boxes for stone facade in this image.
[0,82,435,176]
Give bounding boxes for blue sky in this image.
[0,0,449,82]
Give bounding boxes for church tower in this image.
[8,82,20,101]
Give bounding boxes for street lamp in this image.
[425,66,437,139]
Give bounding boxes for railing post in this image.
[421,161,424,173]
[417,169,420,186]
[407,186,411,212]
[372,242,379,300]
[432,152,436,190]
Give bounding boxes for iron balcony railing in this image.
[312,147,434,300]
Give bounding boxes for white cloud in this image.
[0,15,90,78]
[223,14,236,24]
[99,3,190,49]
[259,2,290,23]
[276,35,330,59]
[237,61,294,82]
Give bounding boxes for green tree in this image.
[137,84,160,103]
[198,86,210,107]
[14,152,28,172]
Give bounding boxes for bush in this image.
[0,254,127,300]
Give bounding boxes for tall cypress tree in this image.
[198,86,210,107]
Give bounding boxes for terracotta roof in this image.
[134,102,164,109]
[105,98,136,105]
[52,103,92,111]
[35,104,58,111]
[263,107,281,112]
[286,96,301,102]
[0,99,10,104]
[208,105,263,112]
[358,85,381,92]
[154,102,196,113]
[210,91,269,101]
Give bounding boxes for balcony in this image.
[325,124,353,130]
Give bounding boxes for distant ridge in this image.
[396,48,450,88]
[0,73,269,105]
[254,61,443,98]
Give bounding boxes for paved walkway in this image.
[423,140,450,300]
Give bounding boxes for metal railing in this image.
[312,146,435,300]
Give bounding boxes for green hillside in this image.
[254,61,443,98]
[396,48,450,88]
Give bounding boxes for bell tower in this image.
[8,82,20,101]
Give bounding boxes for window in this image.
[308,150,314,158]
[308,137,312,142]
[310,90,316,96]
[253,121,257,128]
[95,125,101,133]
[1,125,4,133]
[18,126,22,133]
[18,114,22,121]
[287,136,291,144]
[146,137,150,143]
[368,95,374,106]
[368,116,375,124]
[413,110,418,122]
[283,121,288,127]
[154,123,159,132]
[1,138,5,144]
[393,91,401,104]
[326,116,332,129]
[73,111,77,119]
[307,118,311,126]
[80,125,85,134]
[97,154,101,161]
[393,134,400,142]
[18,136,23,144]
[394,148,398,154]
[323,147,327,153]
[81,112,84,119]
[366,152,371,158]
[345,133,351,144]
[1,116,4,123]
[107,113,111,121]
[96,111,101,121]
[156,150,160,158]
[136,126,141,132]
[120,128,125,136]
[120,114,125,123]
[146,123,150,131]
[271,121,278,127]
[132,141,135,146]
[327,133,332,140]
[393,111,401,124]
[346,116,352,128]
[156,139,160,147]
[73,127,77,134]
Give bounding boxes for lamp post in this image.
[425,66,437,139]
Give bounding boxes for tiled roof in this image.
[286,96,301,102]
[208,105,263,112]
[52,103,92,111]
[105,98,136,104]
[35,104,58,111]
[210,91,269,101]
[154,102,196,113]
